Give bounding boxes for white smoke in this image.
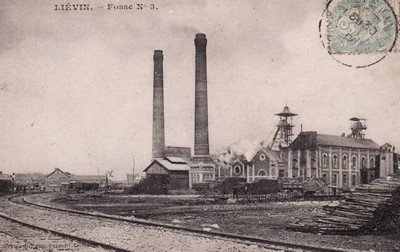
[217,139,265,164]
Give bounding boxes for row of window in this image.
[322,173,357,186]
[322,154,374,169]
[232,166,276,177]
[191,173,214,183]
[292,155,375,169]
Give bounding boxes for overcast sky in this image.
[1,0,399,180]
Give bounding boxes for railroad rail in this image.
[1,193,352,252]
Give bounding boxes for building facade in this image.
[144,157,190,190]
[215,148,286,183]
[288,132,380,192]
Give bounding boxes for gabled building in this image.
[288,131,380,192]
[144,157,190,190]
[216,148,286,183]
[46,168,70,191]
[46,168,107,191]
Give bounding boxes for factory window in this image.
[292,167,298,178]
[342,155,348,168]
[361,156,366,168]
[279,170,284,178]
[311,167,317,177]
[311,159,317,168]
[234,165,241,175]
[370,157,375,168]
[343,174,347,185]
[322,154,328,167]
[259,153,266,161]
[258,170,266,176]
[322,173,327,183]
[332,174,338,186]
[351,156,357,169]
[292,159,298,168]
[332,155,338,167]
[352,174,357,186]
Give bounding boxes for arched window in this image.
[259,153,266,161]
[292,159,298,168]
[333,155,338,167]
[311,159,317,168]
[322,154,328,167]
[258,170,266,176]
[352,156,357,169]
[361,156,366,168]
[370,157,375,168]
[343,155,348,168]
[352,174,357,186]
[234,165,241,175]
[333,174,338,186]
[322,173,327,183]
[292,167,298,178]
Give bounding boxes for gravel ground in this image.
[0,216,109,252]
[0,196,275,252]
[41,192,400,252]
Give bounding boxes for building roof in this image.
[275,106,297,117]
[14,173,46,183]
[46,167,70,178]
[290,132,380,150]
[246,148,285,163]
[316,134,380,149]
[0,173,11,180]
[144,158,190,172]
[165,157,187,164]
[70,175,106,182]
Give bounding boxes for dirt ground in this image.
[52,192,400,251]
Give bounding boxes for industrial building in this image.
[46,168,106,191]
[143,33,214,190]
[144,157,190,190]
[142,33,399,193]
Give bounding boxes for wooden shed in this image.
[144,157,190,190]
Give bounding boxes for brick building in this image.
[216,148,286,183]
[288,132,380,192]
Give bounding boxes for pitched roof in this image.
[165,157,187,164]
[46,168,70,178]
[291,132,380,150]
[144,158,190,172]
[316,134,380,149]
[248,148,284,163]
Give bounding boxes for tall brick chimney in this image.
[152,50,165,159]
[194,33,209,156]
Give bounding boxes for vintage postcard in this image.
[0,0,399,251]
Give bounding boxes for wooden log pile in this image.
[287,176,400,235]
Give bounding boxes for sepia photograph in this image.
[0,0,399,251]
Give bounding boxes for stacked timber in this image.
[287,176,400,234]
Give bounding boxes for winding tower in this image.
[271,106,297,151]
[348,117,367,139]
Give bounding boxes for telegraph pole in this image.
[132,158,135,185]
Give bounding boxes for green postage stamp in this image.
[327,0,397,54]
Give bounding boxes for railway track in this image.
[0,213,114,252]
[2,194,350,252]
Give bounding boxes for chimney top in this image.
[195,33,206,39]
[153,50,163,61]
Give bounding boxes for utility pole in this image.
[132,158,135,185]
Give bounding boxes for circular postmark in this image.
[320,0,398,68]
